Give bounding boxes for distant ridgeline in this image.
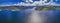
[0,6,60,11]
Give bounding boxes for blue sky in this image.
[0,0,23,4]
[0,0,60,5]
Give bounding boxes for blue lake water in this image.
[0,10,60,23]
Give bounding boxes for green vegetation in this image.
[0,6,60,11]
[36,6,60,11]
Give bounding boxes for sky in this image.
[0,0,23,4]
[0,0,60,6]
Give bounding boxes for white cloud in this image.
[0,0,60,6]
[13,0,60,6]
